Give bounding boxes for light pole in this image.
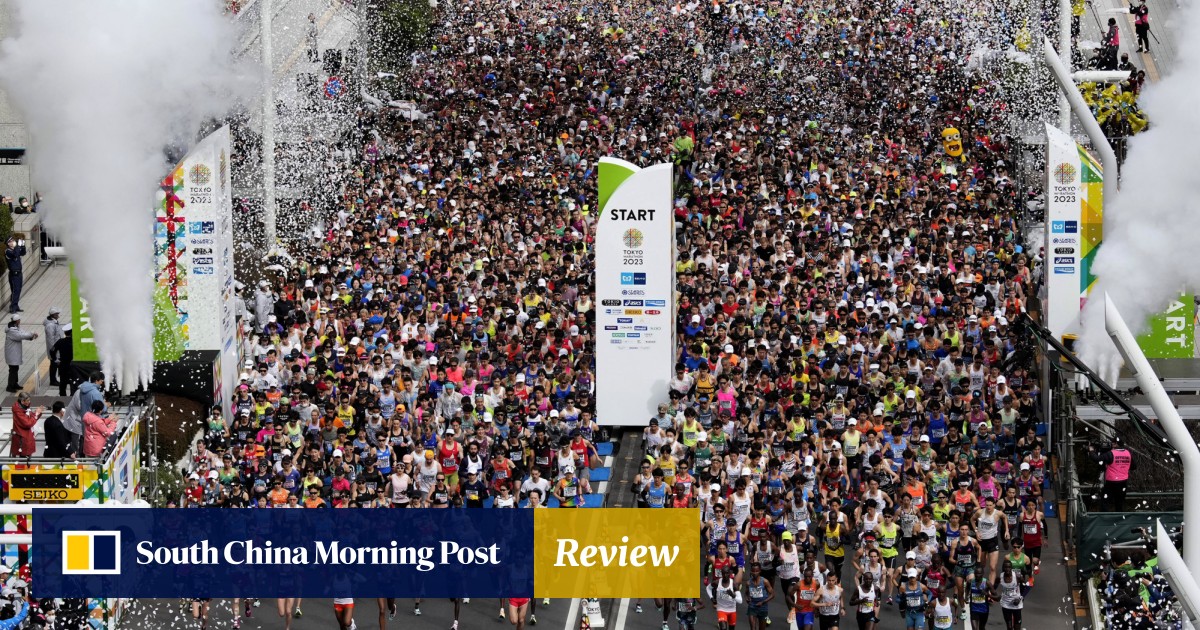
[261,0,278,253]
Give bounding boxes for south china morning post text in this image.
[34,508,535,599]
[35,508,699,599]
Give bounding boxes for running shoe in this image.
[530,614,538,625]
[452,621,459,630]
[351,622,357,630]
[765,618,772,626]
[244,601,252,618]
[542,598,550,606]
[499,608,506,621]
[415,606,422,616]
[390,602,398,620]
[294,607,303,618]
[636,604,643,614]
[233,618,241,629]
[662,623,670,630]
[464,599,471,604]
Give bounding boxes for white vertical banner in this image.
[1044,123,1084,340]
[595,158,675,427]
[180,126,238,420]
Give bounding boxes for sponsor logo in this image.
[189,221,215,235]
[610,339,622,344]
[1052,237,1076,244]
[617,318,633,324]
[1053,162,1077,185]
[1053,257,1075,265]
[193,257,214,265]
[645,309,662,315]
[1053,266,1074,274]
[634,326,648,331]
[612,333,626,338]
[625,309,643,315]
[605,309,622,315]
[621,289,645,296]
[63,531,122,575]
[192,247,213,256]
[620,272,647,286]
[191,238,214,245]
[1050,220,1078,234]
[194,267,215,275]
[627,333,641,338]
[1053,247,1074,255]
[604,326,618,331]
[623,300,643,306]
[600,299,621,306]
[622,228,644,248]
[645,300,666,307]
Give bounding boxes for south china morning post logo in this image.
[41,509,698,599]
[62,531,121,575]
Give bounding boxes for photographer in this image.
[1089,435,1134,512]
[0,587,28,630]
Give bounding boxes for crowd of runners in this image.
[172,0,1054,626]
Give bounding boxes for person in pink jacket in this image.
[82,400,116,458]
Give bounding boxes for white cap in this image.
[724,344,735,353]
[920,435,930,442]
[268,314,277,322]
[562,465,576,474]
[874,408,883,416]
[189,473,200,480]
[444,428,455,435]
[907,569,919,578]
[549,409,560,417]
[483,412,493,423]
[697,431,708,441]
[906,551,916,559]
[848,419,857,426]
[741,467,751,476]
[692,315,702,323]
[906,390,917,399]
[428,356,438,365]
[515,374,526,382]
[804,455,814,466]
[207,470,219,479]
[281,449,292,457]
[997,375,1007,383]
[1020,462,1031,470]
[332,449,344,457]
[710,483,721,492]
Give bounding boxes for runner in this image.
[994,561,1026,630]
[333,597,355,630]
[745,563,774,630]
[708,574,742,630]
[847,572,879,630]
[813,574,843,630]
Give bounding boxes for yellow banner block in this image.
[534,508,700,599]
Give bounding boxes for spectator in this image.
[82,399,116,458]
[43,307,64,387]
[3,238,24,314]
[53,323,74,396]
[3,314,36,392]
[9,392,42,458]
[43,401,75,459]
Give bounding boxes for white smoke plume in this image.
[1076,10,1200,374]
[0,0,248,390]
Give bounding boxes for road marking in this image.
[613,598,631,630]
[562,451,615,630]
[563,597,582,630]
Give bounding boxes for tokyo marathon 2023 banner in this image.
[595,158,676,427]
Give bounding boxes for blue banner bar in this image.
[33,509,535,598]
